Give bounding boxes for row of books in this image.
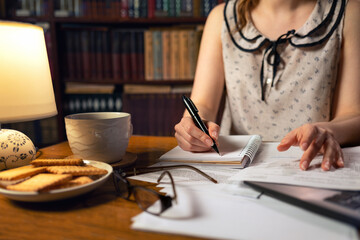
[62,26,144,82]
[145,26,202,81]
[122,92,186,136]
[13,0,223,18]
[62,25,203,82]
[53,0,222,18]
[14,0,49,17]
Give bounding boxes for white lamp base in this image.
[0,129,36,171]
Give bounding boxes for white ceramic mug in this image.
[65,112,132,163]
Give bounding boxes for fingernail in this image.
[323,161,330,171]
[212,131,218,138]
[301,143,308,151]
[338,157,344,167]
[301,161,308,170]
[205,139,213,146]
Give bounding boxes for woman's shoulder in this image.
[207,3,225,21]
[344,0,360,34]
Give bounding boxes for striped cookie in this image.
[6,173,72,192]
[54,176,94,189]
[31,158,84,167]
[0,165,47,181]
[46,165,108,176]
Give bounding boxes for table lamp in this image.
[0,21,57,170]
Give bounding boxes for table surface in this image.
[0,136,206,240]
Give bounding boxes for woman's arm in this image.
[174,4,225,152]
[278,0,360,171]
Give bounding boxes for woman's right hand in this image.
[174,116,220,152]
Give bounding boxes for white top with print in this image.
[220,0,346,141]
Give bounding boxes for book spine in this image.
[128,0,134,17]
[152,30,162,80]
[81,30,91,80]
[168,0,176,17]
[161,30,171,80]
[178,29,189,80]
[188,29,196,79]
[147,0,155,18]
[95,30,104,80]
[111,31,122,80]
[120,31,131,81]
[65,31,76,79]
[170,29,180,80]
[144,30,154,80]
[89,30,97,80]
[129,30,138,81]
[120,0,128,17]
[137,31,145,81]
[102,30,112,79]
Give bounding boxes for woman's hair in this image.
[236,0,259,30]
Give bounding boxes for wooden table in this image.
[0,136,205,240]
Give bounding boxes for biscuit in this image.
[6,173,72,192]
[0,165,47,181]
[54,176,94,189]
[31,158,84,167]
[46,165,108,176]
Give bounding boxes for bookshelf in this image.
[1,0,223,145]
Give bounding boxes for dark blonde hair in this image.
[236,0,259,30]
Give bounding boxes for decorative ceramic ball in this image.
[0,129,36,170]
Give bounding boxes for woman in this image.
[174,0,360,171]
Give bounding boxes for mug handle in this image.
[128,123,133,138]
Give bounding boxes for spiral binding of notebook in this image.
[239,135,262,168]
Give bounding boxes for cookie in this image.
[6,173,72,192]
[54,176,94,189]
[46,165,108,176]
[0,165,47,181]
[31,158,84,167]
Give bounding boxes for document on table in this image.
[229,143,360,190]
[132,183,357,240]
[159,135,261,166]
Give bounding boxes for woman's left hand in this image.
[277,123,344,171]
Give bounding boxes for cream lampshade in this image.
[0,21,57,170]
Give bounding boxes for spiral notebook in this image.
[159,135,262,168]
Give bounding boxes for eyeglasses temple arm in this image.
[157,171,177,203]
[132,165,218,184]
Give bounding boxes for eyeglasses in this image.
[112,165,217,216]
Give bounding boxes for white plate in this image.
[0,160,113,202]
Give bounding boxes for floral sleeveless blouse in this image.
[220,0,346,141]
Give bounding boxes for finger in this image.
[321,138,339,171]
[299,134,327,170]
[297,124,320,151]
[335,148,345,168]
[175,132,211,152]
[207,121,220,141]
[277,130,298,151]
[175,117,213,149]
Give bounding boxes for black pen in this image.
[182,95,220,155]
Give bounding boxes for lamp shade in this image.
[0,21,57,123]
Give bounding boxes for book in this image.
[123,84,171,94]
[65,82,115,94]
[144,30,154,80]
[161,29,171,80]
[170,29,180,80]
[152,30,162,80]
[159,135,262,167]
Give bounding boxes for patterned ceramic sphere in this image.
[0,129,36,170]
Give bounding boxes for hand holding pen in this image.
[181,95,221,155]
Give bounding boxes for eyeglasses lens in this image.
[134,188,162,215]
